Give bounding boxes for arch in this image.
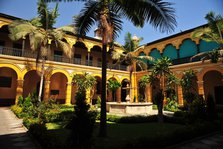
[23,70,41,98]
[198,66,223,80]
[149,48,162,60]
[199,39,220,53]
[203,70,223,104]
[51,69,71,82]
[179,39,197,58]
[0,67,18,106]
[0,64,21,79]
[50,72,68,104]
[121,79,130,102]
[163,44,178,60]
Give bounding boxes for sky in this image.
[0,0,223,45]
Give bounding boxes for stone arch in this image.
[203,70,223,104]
[0,64,21,79]
[50,72,68,104]
[179,38,198,58]
[51,69,71,82]
[23,70,41,98]
[0,67,18,106]
[198,66,223,81]
[149,48,162,60]
[107,77,120,102]
[121,78,130,102]
[163,44,178,60]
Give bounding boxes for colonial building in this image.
[0,13,129,106]
[0,13,222,107]
[134,27,223,105]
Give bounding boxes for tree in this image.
[71,73,96,149]
[151,57,172,122]
[9,0,74,102]
[107,79,121,102]
[46,0,176,137]
[191,11,223,62]
[112,32,153,102]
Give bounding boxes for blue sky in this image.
[0,0,223,45]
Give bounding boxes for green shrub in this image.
[11,105,23,118]
[23,117,40,128]
[164,98,179,112]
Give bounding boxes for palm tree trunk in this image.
[99,43,107,137]
[38,58,45,102]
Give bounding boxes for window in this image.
[0,76,12,88]
[13,43,22,56]
[74,54,81,64]
[54,51,63,62]
[50,90,59,95]
[0,40,5,54]
[86,55,93,66]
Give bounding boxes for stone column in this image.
[86,89,91,104]
[197,80,205,99]
[146,85,152,103]
[116,87,121,103]
[131,72,138,102]
[65,82,72,105]
[43,80,51,101]
[16,79,24,104]
[177,85,184,106]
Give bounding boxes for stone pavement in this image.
[0,107,40,149]
[167,131,223,149]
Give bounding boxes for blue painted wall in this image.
[179,39,197,58]
[149,48,162,60]
[199,40,220,52]
[163,44,178,60]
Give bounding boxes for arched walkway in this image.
[121,79,130,102]
[0,67,18,106]
[50,72,68,104]
[203,70,223,104]
[23,70,41,98]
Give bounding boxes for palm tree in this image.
[191,11,223,62]
[107,79,121,102]
[9,0,74,102]
[112,32,153,102]
[151,57,172,122]
[46,0,176,137]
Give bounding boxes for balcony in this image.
[0,46,127,71]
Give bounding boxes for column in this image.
[16,79,24,104]
[177,85,183,106]
[65,82,72,105]
[197,80,205,99]
[146,85,152,103]
[131,72,138,102]
[86,89,91,103]
[116,87,121,103]
[43,80,50,101]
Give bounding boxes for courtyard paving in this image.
[0,107,40,149]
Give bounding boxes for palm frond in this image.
[56,25,77,34]
[8,20,37,41]
[57,40,72,58]
[114,0,176,33]
[74,1,99,36]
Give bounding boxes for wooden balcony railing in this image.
[0,46,127,71]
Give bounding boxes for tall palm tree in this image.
[46,0,176,137]
[112,32,153,102]
[9,0,74,102]
[191,11,223,62]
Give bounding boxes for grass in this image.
[45,121,185,149]
[93,122,185,149]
